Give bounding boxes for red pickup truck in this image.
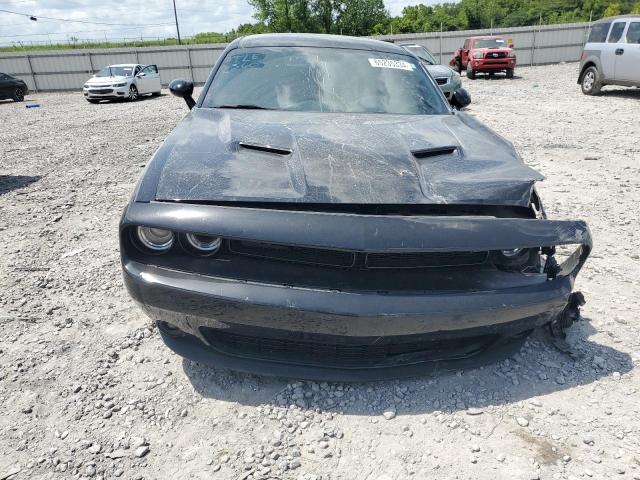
[450,36,516,80]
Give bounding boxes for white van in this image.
[578,15,640,95]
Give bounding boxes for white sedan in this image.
[83,64,161,103]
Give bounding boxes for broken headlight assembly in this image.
[490,248,540,272]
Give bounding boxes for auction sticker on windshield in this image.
[368,58,414,71]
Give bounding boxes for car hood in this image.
[86,75,129,85]
[473,47,512,53]
[424,64,454,78]
[145,109,543,207]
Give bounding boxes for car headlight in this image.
[473,52,483,59]
[112,82,127,87]
[184,233,222,255]
[136,226,174,252]
[508,51,516,58]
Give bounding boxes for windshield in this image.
[203,46,447,115]
[95,66,134,77]
[474,38,506,49]
[405,45,437,65]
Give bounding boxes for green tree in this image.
[334,0,389,35]
[603,2,621,15]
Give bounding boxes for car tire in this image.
[12,87,25,102]
[466,63,476,80]
[581,66,602,95]
[87,99,100,104]
[128,84,139,101]
[506,68,514,79]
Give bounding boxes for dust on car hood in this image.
[85,76,129,85]
[149,108,543,206]
[424,64,455,78]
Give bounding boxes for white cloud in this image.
[0,0,441,46]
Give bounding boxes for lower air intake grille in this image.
[201,327,497,368]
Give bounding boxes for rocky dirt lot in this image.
[1,62,639,480]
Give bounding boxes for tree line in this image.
[196,0,640,40]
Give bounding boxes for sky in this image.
[0,0,441,46]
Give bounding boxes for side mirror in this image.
[450,88,471,110]
[169,78,195,110]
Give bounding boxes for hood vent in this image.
[411,146,458,159]
[238,142,292,156]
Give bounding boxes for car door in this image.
[0,73,11,98]
[142,65,161,92]
[461,40,470,66]
[601,21,626,80]
[133,65,149,93]
[615,21,640,82]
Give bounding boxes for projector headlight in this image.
[136,226,174,252]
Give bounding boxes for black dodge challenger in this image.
[120,34,591,380]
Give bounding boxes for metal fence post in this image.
[26,54,38,93]
[530,25,536,67]
[186,46,194,82]
[439,23,443,64]
[88,52,94,72]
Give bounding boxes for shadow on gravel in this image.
[598,88,640,99]
[0,175,41,195]
[183,320,633,415]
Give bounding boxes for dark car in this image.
[120,34,591,380]
[0,72,29,102]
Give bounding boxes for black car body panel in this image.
[0,73,29,101]
[120,34,592,380]
[137,108,542,207]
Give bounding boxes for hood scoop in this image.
[238,141,292,156]
[411,145,458,159]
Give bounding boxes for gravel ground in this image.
[1,62,640,480]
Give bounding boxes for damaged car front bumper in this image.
[120,202,591,380]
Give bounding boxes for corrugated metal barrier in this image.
[0,21,592,92]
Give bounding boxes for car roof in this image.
[469,35,505,40]
[594,14,640,23]
[107,64,138,67]
[231,33,407,55]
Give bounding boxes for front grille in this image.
[229,240,488,269]
[89,88,113,94]
[435,77,448,85]
[229,240,355,267]
[366,251,488,269]
[201,327,497,368]
[485,51,507,59]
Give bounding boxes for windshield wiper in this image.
[216,104,272,110]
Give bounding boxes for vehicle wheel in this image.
[128,84,139,101]
[506,68,514,79]
[12,88,24,102]
[466,63,476,80]
[87,99,100,104]
[581,66,602,95]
